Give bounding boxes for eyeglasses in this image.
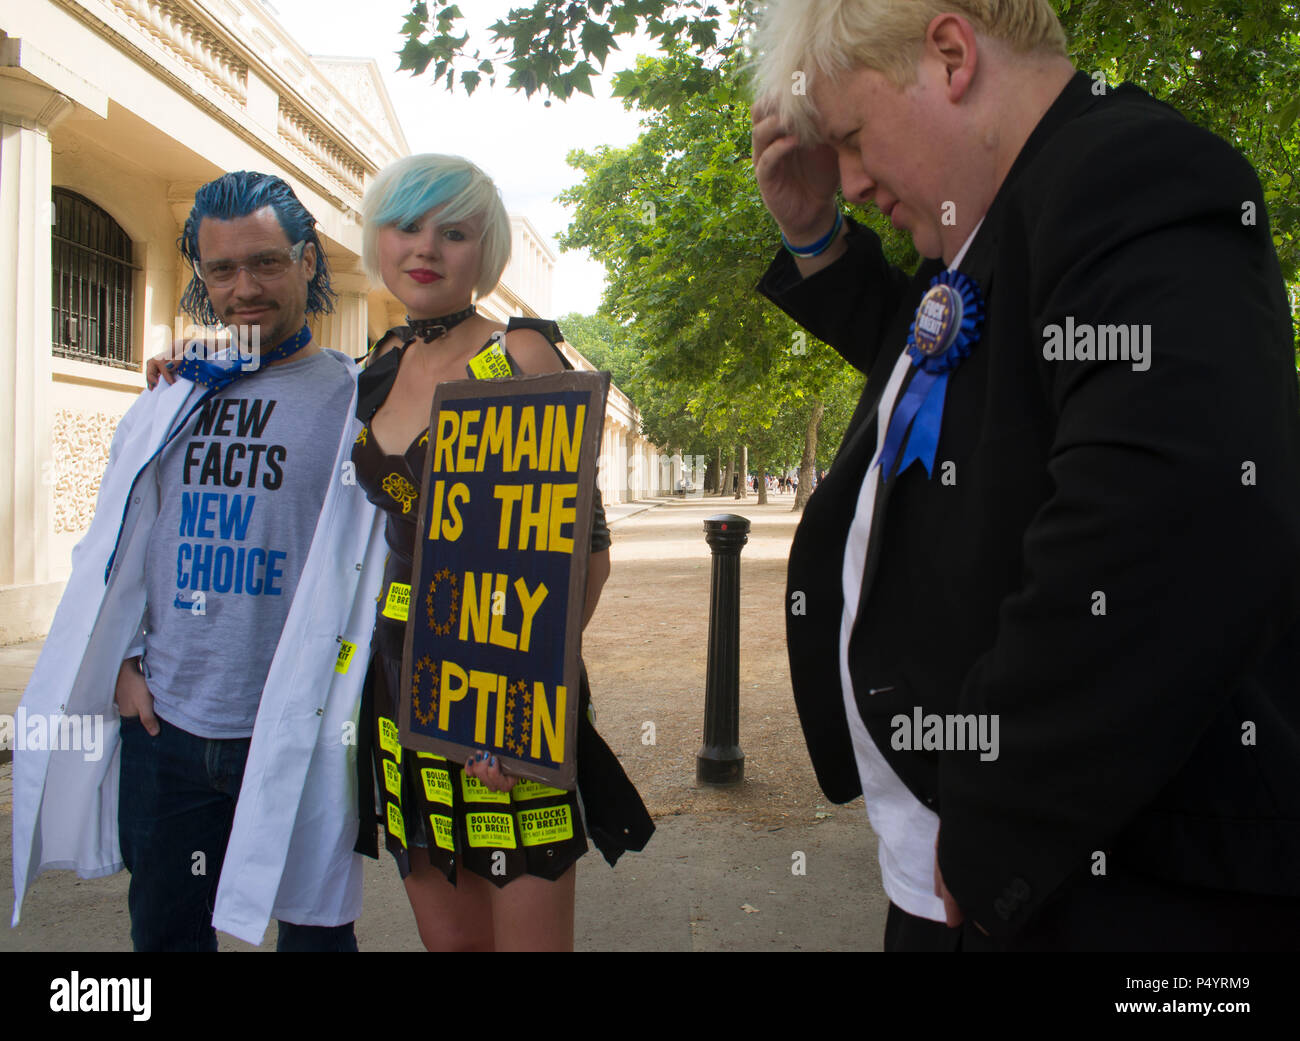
[194,240,307,286]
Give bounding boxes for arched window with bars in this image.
[51,188,138,367]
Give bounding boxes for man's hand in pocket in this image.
[115,657,160,736]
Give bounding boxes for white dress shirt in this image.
[838,223,982,921]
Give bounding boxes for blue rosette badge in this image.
[876,271,985,480]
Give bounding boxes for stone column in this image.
[626,435,641,500]
[614,427,626,504]
[624,429,632,501]
[311,270,370,356]
[167,180,205,331]
[601,426,617,505]
[626,431,635,498]
[0,76,73,629]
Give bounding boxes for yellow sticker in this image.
[511,778,568,802]
[416,750,446,761]
[465,811,517,849]
[386,802,407,848]
[429,813,455,852]
[382,582,411,622]
[383,758,402,798]
[468,342,513,380]
[378,717,401,761]
[518,804,574,847]
[461,772,511,804]
[334,640,356,674]
[421,767,453,806]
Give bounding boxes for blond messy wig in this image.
[753,0,1068,141]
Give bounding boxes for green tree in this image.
[557,48,892,505]
[1058,1,1300,281]
[1057,1,1300,374]
[406,1,1298,370]
[556,310,637,387]
[396,0,757,100]
[559,312,721,483]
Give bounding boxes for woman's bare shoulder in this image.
[504,327,564,375]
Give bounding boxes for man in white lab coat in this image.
[11,171,385,950]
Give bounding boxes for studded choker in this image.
[404,306,478,343]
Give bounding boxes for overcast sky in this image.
[263,0,653,316]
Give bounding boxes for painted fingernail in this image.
[489,756,496,767]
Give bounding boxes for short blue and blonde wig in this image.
[178,171,335,324]
[361,154,511,299]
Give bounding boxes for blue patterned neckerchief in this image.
[172,324,313,390]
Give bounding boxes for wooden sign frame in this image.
[398,370,610,789]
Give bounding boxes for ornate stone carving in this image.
[106,0,249,104]
[51,409,121,534]
[277,97,366,199]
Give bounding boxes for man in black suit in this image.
[751,0,1300,950]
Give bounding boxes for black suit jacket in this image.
[760,71,1300,937]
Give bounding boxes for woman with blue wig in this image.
[349,154,652,951]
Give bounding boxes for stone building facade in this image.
[1,0,667,643]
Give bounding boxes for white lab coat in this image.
[10,358,387,944]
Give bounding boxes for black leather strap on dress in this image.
[506,316,569,368]
[576,666,655,864]
[355,340,409,423]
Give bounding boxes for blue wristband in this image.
[782,210,844,258]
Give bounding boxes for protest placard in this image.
[397,370,609,789]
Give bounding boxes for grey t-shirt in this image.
[142,349,354,738]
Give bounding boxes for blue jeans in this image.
[118,715,357,952]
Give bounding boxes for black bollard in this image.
[697,514,750,785]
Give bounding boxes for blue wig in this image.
[177,171,335,324]
[371,166,474,227]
